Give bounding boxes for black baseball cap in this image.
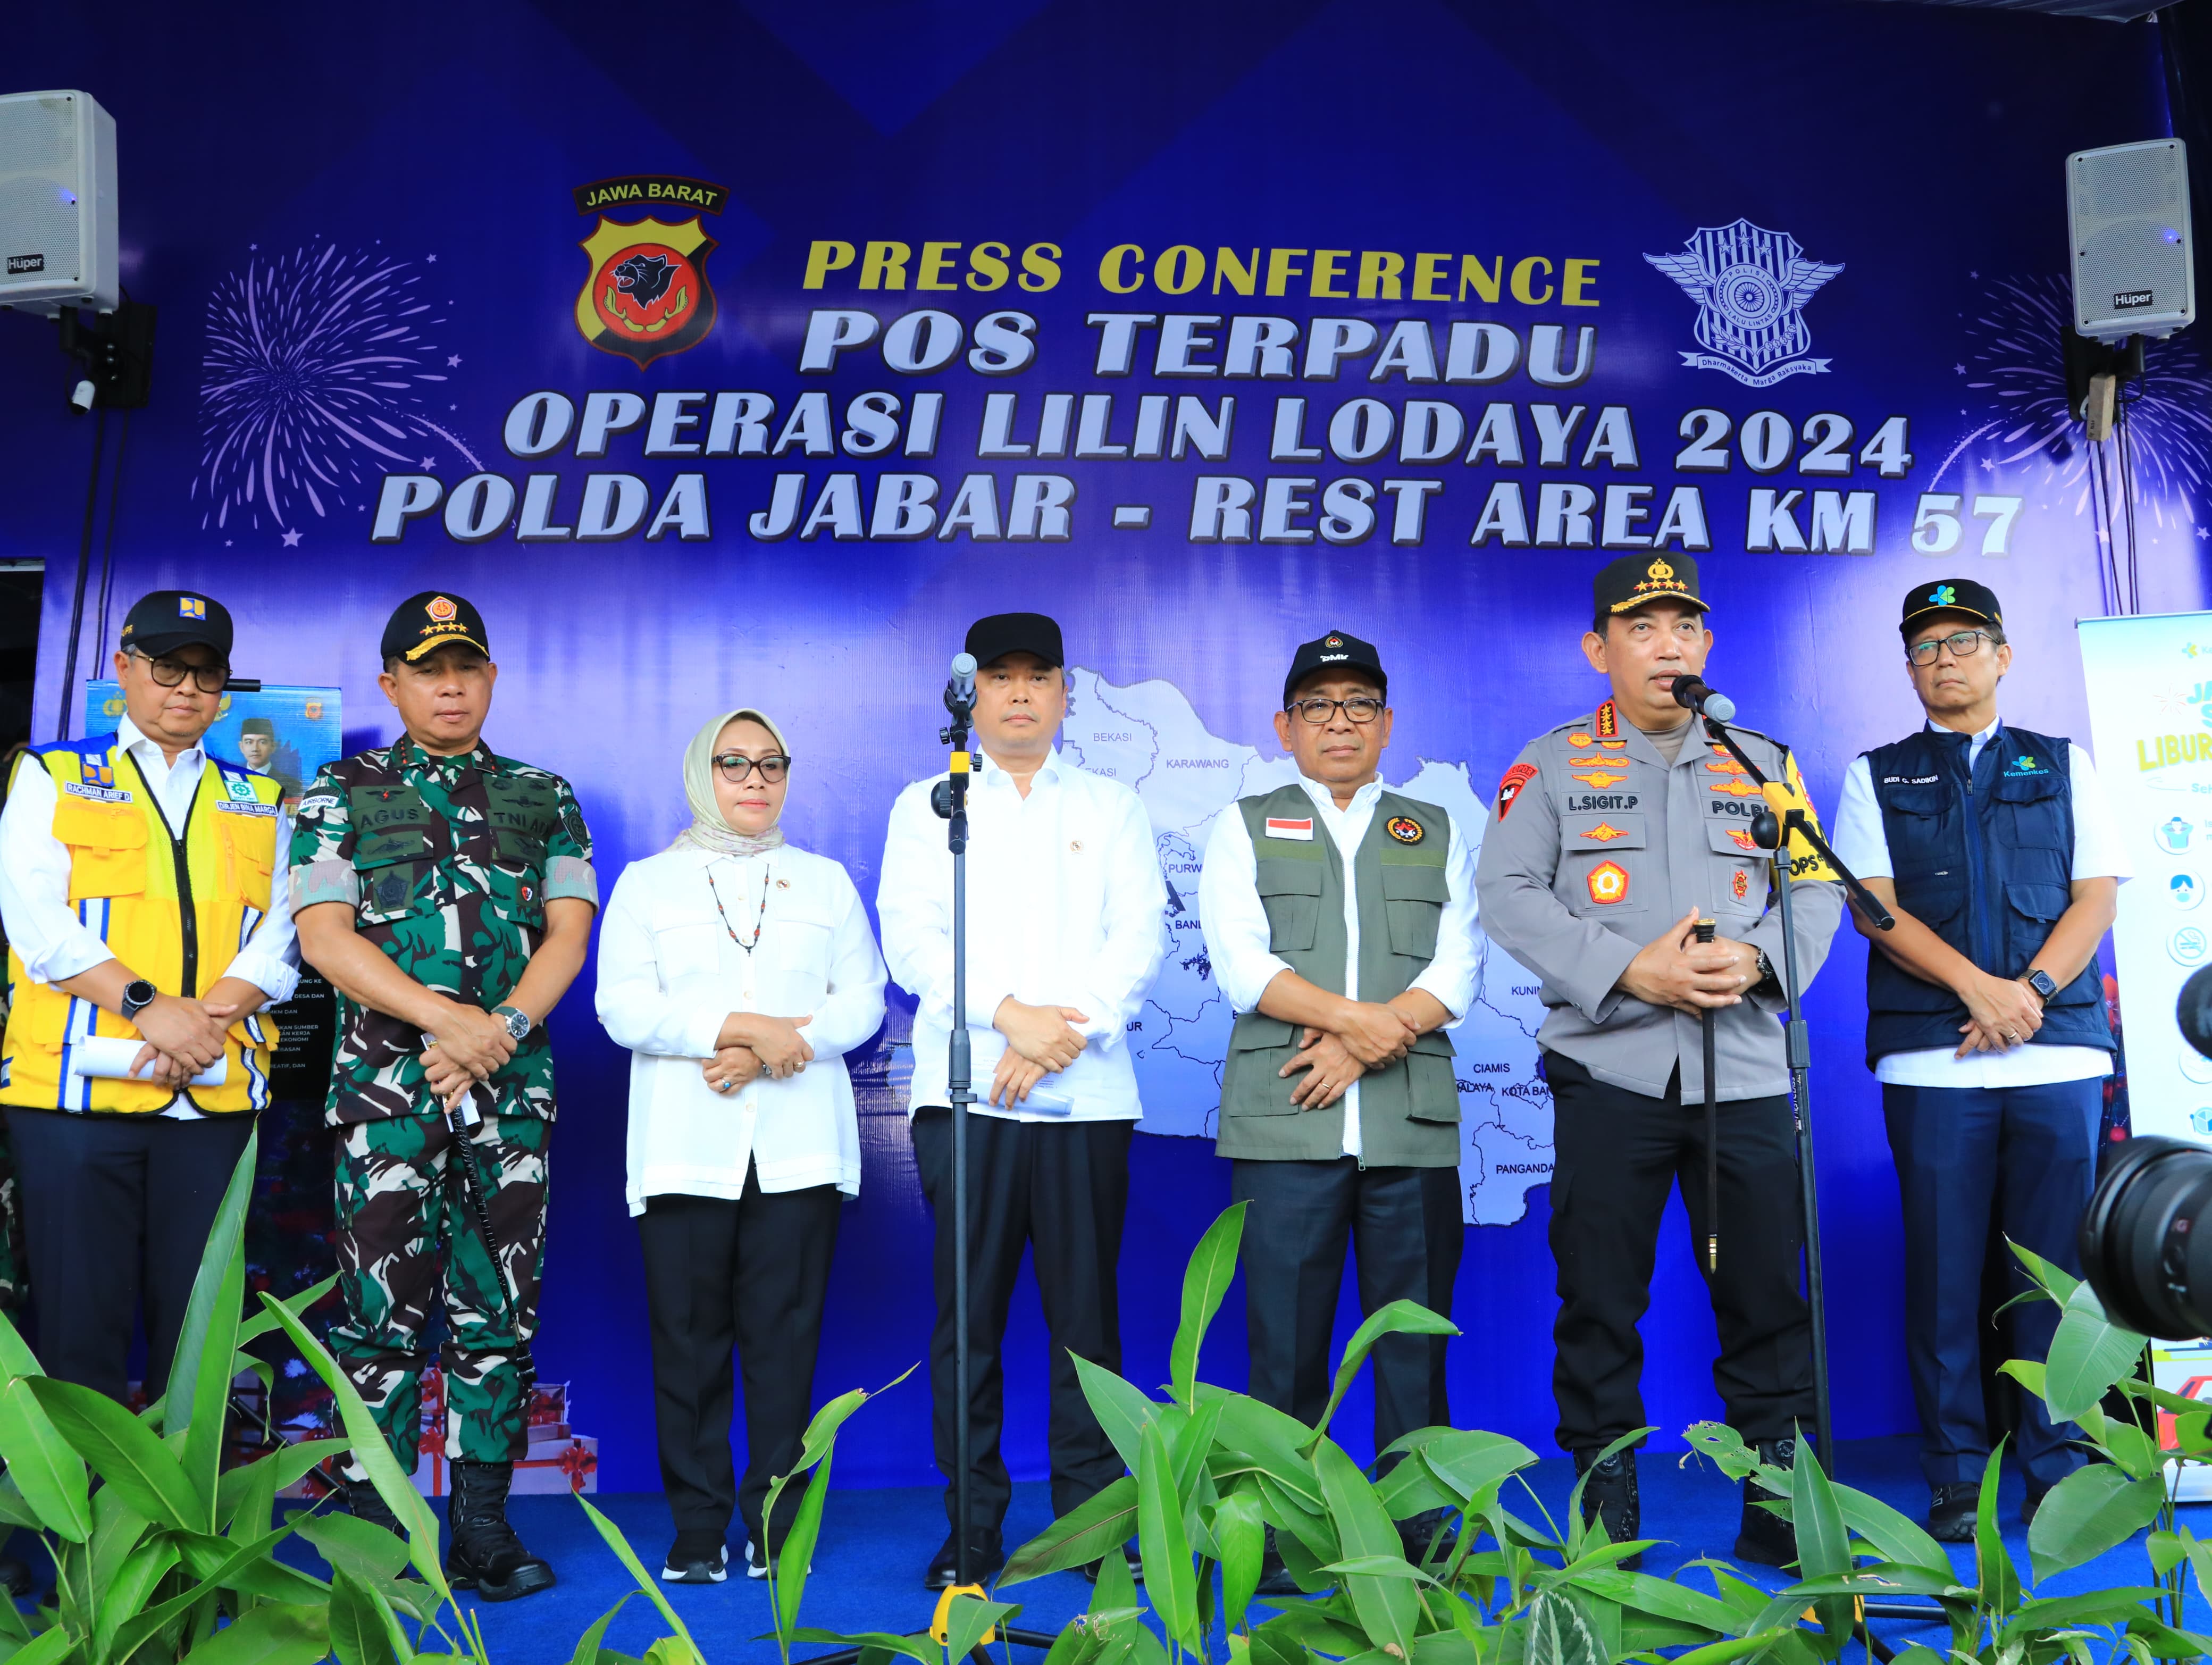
[1284,630,1386,708]
[965,611,1063,668]
[120,591,232,661]
[380,591,491,663]
[1594,553,1706,617]
[1900,578,2001,637]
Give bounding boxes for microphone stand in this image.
[1694,705,1933,1629]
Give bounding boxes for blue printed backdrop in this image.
[3,1,2205,1492]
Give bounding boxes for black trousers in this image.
[1230,1157,1461,1451]
[1545,1052,1814,1452]
[5,1107,254,1402]
[637,1176,842,1549]
[909,1108,1131,1538]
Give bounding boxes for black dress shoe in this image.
[0,1557,30,1599]
[1398,1508,1451,1567]
[924,1532,1003,1590]
[1734,1436,1808,1569]
[1082,1543,1144,1585]
[1573,1449,1641,1572]
[1928,1482,1978,1543]
[1255,1527,1303,1596]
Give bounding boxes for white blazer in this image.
[596,843,887,1212]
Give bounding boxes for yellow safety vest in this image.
[1,736,282,1115]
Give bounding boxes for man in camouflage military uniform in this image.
[292,593,596,1602]
[1474,553,1844,1569]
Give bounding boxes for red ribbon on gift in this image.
[557,1443,597,1492]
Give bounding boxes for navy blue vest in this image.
[1863,724,2114,1064]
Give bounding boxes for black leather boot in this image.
[1573,1448,1640,1571]
[1734,1436,1805,1568]
[445,1460,555,1601]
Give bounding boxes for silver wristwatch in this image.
[493,1005,532,1041]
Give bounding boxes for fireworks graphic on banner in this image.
[1944,271,2212,527]
[194,244,481,534]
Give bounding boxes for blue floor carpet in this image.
[268,1437,2212,1662]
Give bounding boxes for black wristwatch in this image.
[2022,969,2059,1006]
[119,979,157,1022]
[493,1005,532,1042]
[1753,949,1778,989]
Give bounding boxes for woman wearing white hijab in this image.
[596,707,886,1586]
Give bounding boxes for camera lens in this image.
[2080,1136,2212,1338]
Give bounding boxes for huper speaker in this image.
[0,89,118,316]
[2068,138,2194,341]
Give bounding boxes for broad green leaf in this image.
[1973,1446,2020,1618]
[1997,1587,2169,1645]
[1788,1433,1848,1581]
[0,1474,43,1531]
[1566,1567,1741,1634]
[328,1569,400,1665]
[106,1513,318,1661]
[1829,1482,1952,1577]
[787,1630,937,1665]
[2,1630,77,1665]
[298,1511,412,1583]
[1419,1429,1539,1503]
[0,1377,88,1540]
[946,1595,1020,1665]
[1216,1484,1266,1628]
[1524,1587,1604,1665]
[775,1446,833,1638]
[1254,1471,1339,1567]
[1208,1391,1325,1509]
[1088,1515,1141,1618]
[184,1601,330,1665]
[90,1532,179,1663]
[1314,1437,1417,1657]
[642,1641,701,1665]
[1073,1354,1164,1477]
[574,1490,706,1663]
[254,1292,450,1600]
[235,1274,339,1346]
[26,1376,204,1529]
[1309,1300,1459,1448]
[176,1527,332,1602]
[171,1132,255,1524]
[2041,1283,2147,1421]
[2008,1239,2083,1305]
[1375,1451,1457,1521]
[1170,1202,1246,1410]
[0,1309,42,1385]
[1681,1421,1760,1483]
[1138,1418,1199,1649]
[1164,1396,1222,1501]
[2027,1465,2167,1583]
[219,1439,349,1526]
[567,1595,633,1665]
[222,1445,281,1545]
[1004,1475,1139,1585]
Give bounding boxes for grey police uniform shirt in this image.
[1473,699,1845,1102]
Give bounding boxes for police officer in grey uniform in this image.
[1473,553,1844,1567]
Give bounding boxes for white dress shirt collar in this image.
[1925,714,2001,767]
[116,712,204,772]
[974,745,1066,790]
[1296,772,1382,820]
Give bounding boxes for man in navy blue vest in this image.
[1830,578,2125,1541]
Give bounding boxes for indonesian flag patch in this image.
[1264,816,1314,842]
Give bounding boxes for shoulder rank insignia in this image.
[1594,701,1619,739]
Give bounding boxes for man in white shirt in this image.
[0,591,298,1405]
[1830,578,2125,1542]
[878,612,1167,1589]
[1197,630,1476,1586]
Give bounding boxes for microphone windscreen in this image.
[952,652,978,677]
[1704,691,1737,722]
[2180,965,2212,1060]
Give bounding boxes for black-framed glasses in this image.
[129,650,229,693]
[1907,630,1996,667]
[714,753,790,783]
[1287,696,1384,726]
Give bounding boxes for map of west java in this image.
[1058,668,1554,1228]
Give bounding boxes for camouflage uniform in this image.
[289,738,595,1468]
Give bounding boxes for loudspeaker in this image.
[0,89,118,317]
[2068,138,2194,341]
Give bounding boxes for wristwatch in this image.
[2022,969,2059,1006]
[492,1005,532,1042]
[1753,949,1778,989]
[119,980,157,1022]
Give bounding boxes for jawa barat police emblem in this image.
[572,174,730,367]
[1644,217,1844,388]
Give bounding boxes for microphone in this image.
[1670,675,1736,723]
[943,651,977,717]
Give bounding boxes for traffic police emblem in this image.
[1644,218,1844,388]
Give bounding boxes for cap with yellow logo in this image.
[379,591,491,664]
[1593,552,1707,617]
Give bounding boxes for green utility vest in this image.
[1217,783,1461,1167]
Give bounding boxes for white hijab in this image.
[669,707,790,859]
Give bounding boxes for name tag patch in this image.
[1264,816,1314,842]
[60,782,130,804]
[216,800,280,818]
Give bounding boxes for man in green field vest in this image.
[1197,630,1477,1588]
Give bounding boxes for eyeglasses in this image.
[1286,696,1384,726]
[129,650,229,693]
[1906,630,1997,667]
[713,754,790,783]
